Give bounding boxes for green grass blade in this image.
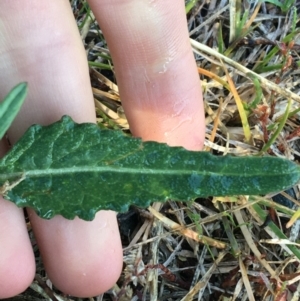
[251,203,300,260]
[218,202,241,257]
[245,73,263,110]
[78,3,92,30]
[217,22,225,54]
[88,61,112,70]
[262,0,295,12]
[0,83,27,139]
[254,30,300,73]
[250,196,296,216]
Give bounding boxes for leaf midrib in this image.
[0,165,296,180]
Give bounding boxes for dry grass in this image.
[14,0,300,300]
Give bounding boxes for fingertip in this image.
[0,249,35,299]
[50,240,123,297]
[0,199,35,299]
[29,210,123,297]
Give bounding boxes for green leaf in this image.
[0,83,28,139]
[0,116,299,220]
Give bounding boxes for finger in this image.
[88,0,205,150]
[0,139,35,298]
[0,1,122,297]
[27,211,122,296]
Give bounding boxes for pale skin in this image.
[0,0,205,298]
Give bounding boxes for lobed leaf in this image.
[0,116,299,220]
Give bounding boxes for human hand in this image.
[0,0,205,298]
